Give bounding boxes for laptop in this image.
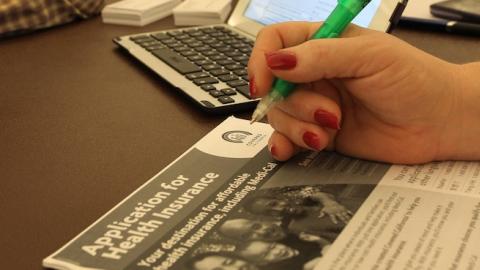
[114,0,407,114]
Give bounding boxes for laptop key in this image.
[167,31,183,37]
[175,34,190,40]
[210,55,228,61]
[194,46,211,52]
[183,38,197,44]
[225,51,243,57]
[193,77,219,85]
[225,64,244,71]
[145,45,166,51]
[217,47,234,53]
[218,36,233,41]
[174,46,190,52]
[218,96,235,104]
[218,74,239,82]
[203,39,218,45]
[235,85,251,98]
[227,80,248,87]
[210,42,226,48]
[232,43,249,49]
[210,69,230,76]
[188,31,204,37]
[151,33,170,40]
[221,88,237,95]
[233,69,248,76]
[189,42,204,48]
[188,55,205,61]
[161,38,177,44]
[180,50,197,57]
[202,51,218,57]
[138,41,162,47]
[201,85,217,91]
[202,64,222,71]
[195,60,212,66]
[167,42,183,48]
[196,36,210,41]
[240,47,252,54]
[217,59,235,66]
[186,72,209,80]
[152,48,201,74]
[209,90,224,97]
[233,55,249,62]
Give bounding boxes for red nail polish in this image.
[249,76,256,97]
[314,109,340,130]
[265,51,297,70]
[269,145,278,157]
[303,132,322,150]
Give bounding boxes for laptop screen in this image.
[244,0,382,27]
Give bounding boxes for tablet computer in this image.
[232,0,406,35]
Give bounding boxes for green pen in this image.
[250,0,372,124]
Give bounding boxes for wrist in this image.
[437,62,480,160]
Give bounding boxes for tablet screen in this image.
[244,0,382,27]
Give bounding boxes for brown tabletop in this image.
[0,14,479,269]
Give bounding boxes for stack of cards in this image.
[102,0,182,26]
[173,0,232,26]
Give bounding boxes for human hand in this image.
[248,22,479,164]
[318,203,352,224]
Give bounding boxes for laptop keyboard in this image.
[129,26,253,105]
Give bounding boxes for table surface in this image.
[1,14,479,269]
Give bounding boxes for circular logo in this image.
[222,131,253,143]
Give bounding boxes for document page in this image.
[315,162,480,270]
[43,117,480,270]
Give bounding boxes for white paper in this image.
[102,0,182,26]
[105,0,175,12]
[173,0,231,14]
[42,117,480,270]
[402,0,440,19]
[314,162,480,270]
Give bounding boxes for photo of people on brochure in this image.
[184,183,375,270]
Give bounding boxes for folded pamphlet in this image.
[173,0,232,26]
[102,0,183,26]
[43,117,480,270]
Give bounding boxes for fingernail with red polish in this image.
[314,109,340,130]
[249,76,256,97]
[269,144,278,157]
[303,132,322,150]
[265,51,297,70]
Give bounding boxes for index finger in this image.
[248,22,321,97]
[248,22,371,98]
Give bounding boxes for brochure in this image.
[43,117,480,270]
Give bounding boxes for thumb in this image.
[265,32,396,83]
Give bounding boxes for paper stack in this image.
[102,0,183,26]
[173,0,232,26]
